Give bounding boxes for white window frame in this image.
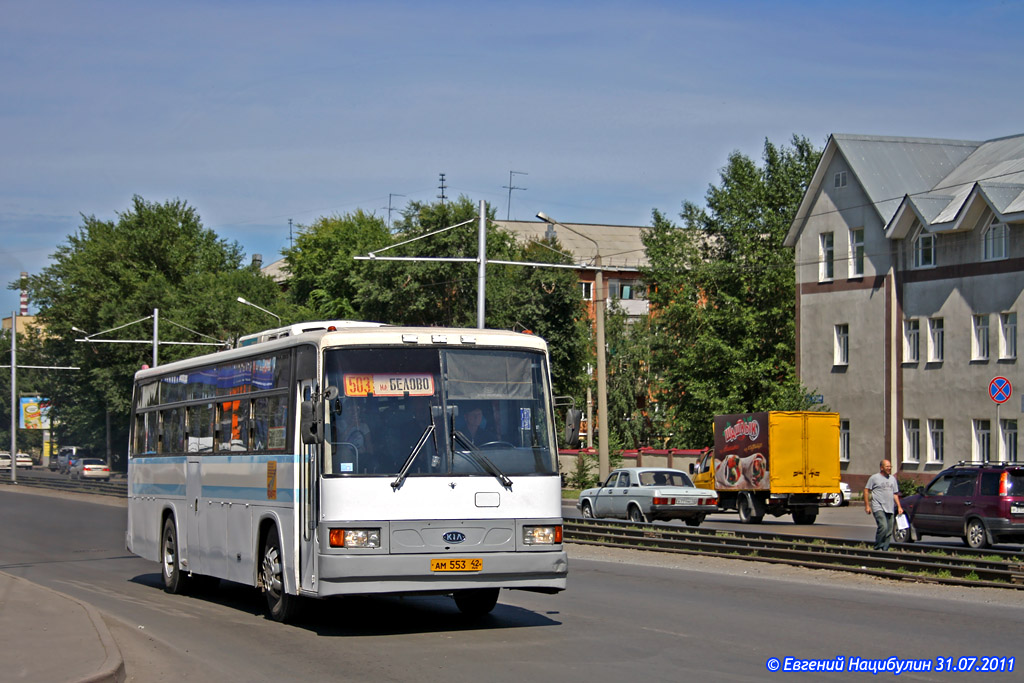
[972,314,990,361]
[903,418,920,463]
[834,171,847,188]
[834,323,849,366]
[580,281,593,301]
[983,219,1008,261]
[999,312,1017,360]
[913,231,935,269]
[974,419,991,461]
[849,228,864,277]
[927,419,944,464]
[927,317,944,363]
[904,319,920,363]
[820,232,834,282]
[839,419,850,462]
[1001,419,1018,463]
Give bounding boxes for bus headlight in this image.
[329,528,381,548]
[523,525,562,545]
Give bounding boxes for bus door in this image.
[298,379,319,593]
[186,454,206,575]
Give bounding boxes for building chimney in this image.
[251,254,263,269]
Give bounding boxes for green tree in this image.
[603,304,660,450]
[644,136,822,447]
[21,196,284,465]
[282,210,392,320]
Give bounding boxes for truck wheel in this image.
[684,514,705,527]
[792,508,818,525]
[737,495,762,524]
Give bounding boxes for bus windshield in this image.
[322,346,556,478]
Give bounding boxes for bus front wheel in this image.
[260,525,298,622]
[454,588,499,617]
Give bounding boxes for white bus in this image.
[126,325,568,621]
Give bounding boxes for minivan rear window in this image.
[1006,471,1024,495]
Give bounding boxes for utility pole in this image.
[289,219,293,250]
[503,171,527,220]
[437,173,448,204]
[386,194,406,230]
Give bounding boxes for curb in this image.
[2,572,125,683]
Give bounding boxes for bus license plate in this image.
[430,558,482,572]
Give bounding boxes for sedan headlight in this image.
[329,528,381,548]
[523,525,562,545]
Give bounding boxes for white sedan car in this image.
[825,482,853,507]
[577,467,718,526]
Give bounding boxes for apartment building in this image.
[784,134,1024,487]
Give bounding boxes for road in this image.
[2,487,1023,681]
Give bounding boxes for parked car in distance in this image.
[577,467,719,526]
[15,453,32,469]
[894,462,1024,548]
[825,482,852,507]
[71,458,111,481]
[0,453,10,470]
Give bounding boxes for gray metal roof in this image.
[832,134,980,224]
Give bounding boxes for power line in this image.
[503,171,528,220]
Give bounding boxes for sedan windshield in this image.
[321,346,556,478]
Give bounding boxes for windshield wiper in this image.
[390,425,436,491]
[453,431,513,490]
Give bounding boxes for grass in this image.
[561,489,582,500]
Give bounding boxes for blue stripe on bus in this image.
[201,485,295,502]
[132,483,187,496]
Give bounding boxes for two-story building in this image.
[785,133,1024,487]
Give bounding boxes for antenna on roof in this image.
[503,170,528,220]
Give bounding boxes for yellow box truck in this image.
[690,411,840,524]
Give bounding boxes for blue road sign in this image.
[989,376,1012,404]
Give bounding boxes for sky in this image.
[3,0,1024,318]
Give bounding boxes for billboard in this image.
[20,397,51,429]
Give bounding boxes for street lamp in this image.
[236,297,281,323]
[537,212,610,482]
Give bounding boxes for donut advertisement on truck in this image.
[690,411,840,525]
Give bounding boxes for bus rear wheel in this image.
[454,588,499,617]
[161,517,188,595]
[260,526,298,622]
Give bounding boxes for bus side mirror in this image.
[300,400,324,445]
[564,408,582,446]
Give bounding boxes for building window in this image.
[1000,312,1017,360]
[820,232,834,281]
[983,219,1008,261]
[834,324,849,366]
[913,232,935,268]
[928,317,944,362]
[928,419,944,463]
[840,419,850,462]
[849,228,864,277]
[904,419,920,463]
[580,282,593,301]
[973,314,990,360]
[1002,419,1018,463]
[974,419,991,461]
[904,319,920,363]
[834,171,847,188]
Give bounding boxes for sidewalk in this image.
[0,570,124,683]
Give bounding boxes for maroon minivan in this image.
[895,462,1024,549]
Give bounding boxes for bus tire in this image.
[161,517,189,595]
[261,525,298,622]
[454,588,499,617]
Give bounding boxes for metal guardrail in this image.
[565,519,1024,590]
[0,470,127,498]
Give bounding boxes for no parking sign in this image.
[989,376,1012,404]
